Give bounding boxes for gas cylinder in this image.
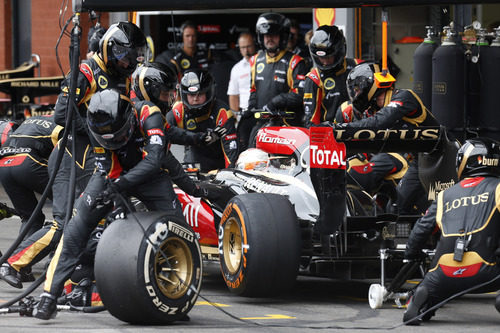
[478,27,500,140]
[432,26,466,141]
[413,26,438,109]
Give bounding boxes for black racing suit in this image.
[0,116,63,240]
[0,120,19,146]
[157,46,211,77]
[6,54,128,275]
[335,101,410,202]
[167,100,238,172]
[335,89,440,214]
[240,49,306,150]
[303,58,362,128]
[405,176,500,316]
[43,101,184,298]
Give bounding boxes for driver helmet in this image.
[456,137,500,179]
[255,12,290,53]
[132,62,178,113]
[87,89,136,150]
[309,25,346,73]
[179,69,216,117]
[346,62,391,112]
[99,21,147,78]
[236,148,270,171]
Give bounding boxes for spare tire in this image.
[218,193,300,297]
[94,211,202,324]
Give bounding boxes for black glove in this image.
[203,126,227,145]
[98,178,129,205]
[404,248,426,261]
[262,104,279,115]
[240,109,254,119]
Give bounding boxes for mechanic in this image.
[303,25,363,128]
[0,119,19,145]
[0,115,63,288]
[330,62,440,214]
[287,19,311,69]
[238,12,307,151]
[227,32,256,118]
[0,22,147,291]
[34,88,205,319]
[156,20,212,78]
[403,137,500,325]
[166,69,238,172]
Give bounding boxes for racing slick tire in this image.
[218,193,301,297]
[94,211,202,324]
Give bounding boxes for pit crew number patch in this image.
[309,126,346,169]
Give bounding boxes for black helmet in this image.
[309,25,346,73]
[346,62,389,112]
[132,62,178,113]
[179,69,215,117]
[456,137,500,179]
[99,21,147,78]
[87,89,136,150]
[255,12,290,53]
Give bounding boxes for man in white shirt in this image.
[227,32,256,117]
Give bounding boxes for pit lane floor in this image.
[0,148,499,331]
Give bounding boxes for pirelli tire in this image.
[218,193,301,297]
[94,211,202,324]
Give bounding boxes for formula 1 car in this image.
[174,118,458,299]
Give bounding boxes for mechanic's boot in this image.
[403,286,428,325]
[33,293,57,320]
[0,263,22,289]
[495,293,500,314]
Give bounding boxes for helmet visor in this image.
[111,44,146,74]
[91,112,135,150]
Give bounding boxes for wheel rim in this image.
[154,237,193,300]
[222,217,243,275]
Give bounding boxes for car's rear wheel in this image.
[218,193,300,297]
[94,212,202,324]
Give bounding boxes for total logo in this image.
[310,145,346,169]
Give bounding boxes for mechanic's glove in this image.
[195,131,208,144]
[404,248,426,261]
[262,104,279,115]
[240,109,254,119]
[203,129,220,145]
[213,126,228,137]
[98,178,129,206]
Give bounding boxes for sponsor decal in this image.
[198,24,221,34]
[387,100,403,108]
[229,141,237,150]
[274,75,285,83]
[444,192,489,213]
[333,128,440,141]
[296,74,305,80]
[94,147,105,153]
[324,78,336,90]
[453,268,467,276]
[186,119,197,130]
[147,129,164,136]
[274,70,286,75]
[478,156,499,166]
[243,177,287,195]
[257,132,296,145]
[316,50,326,56]
[256,63,265,74]
[181,58,191,69]
[310,126,346,169]
[427,179,456,200]
[168,220,195,242]
[225,133,237,140]
[98,76,108,89]
[149,135,162,145]
[304,93,313,99]
[183,203,201,228]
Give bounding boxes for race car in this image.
[174,122,457,298]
